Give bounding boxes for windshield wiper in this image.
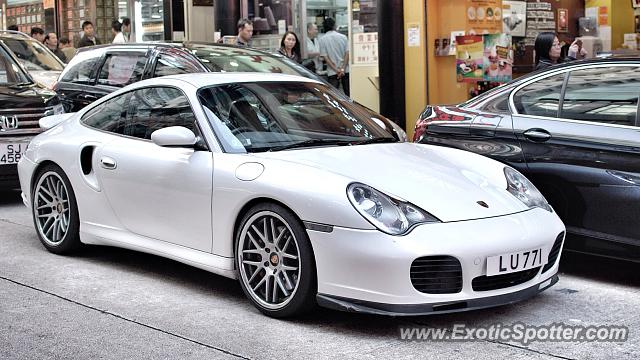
[269,138,353,151]
[352,137,397,145]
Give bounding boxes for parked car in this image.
[53,42,407,141]
[19,73,565,317]
[413,57,640,262]
[0,40,63,190]
[0,31,65,88]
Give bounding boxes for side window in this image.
[479,92,511,114]
[81,94,129,132]
[97,53,147,87]
[513,73,565,118]
[123,87,198,140]
[153,54,201,77]
[60,51,101,84]
[561,66,639,126]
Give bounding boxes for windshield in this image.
[0,45,30,85]
[186,44,322,81]
[199,82,394,153]
[1,38,64,71]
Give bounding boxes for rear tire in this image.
[31,164,81,254]
[235,203,316,318]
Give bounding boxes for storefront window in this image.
[6,0,45,34]
[245,0,297,52]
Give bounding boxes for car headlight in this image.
[347,183,440,235]
[504,167,552,212]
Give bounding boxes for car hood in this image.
[29,70,61,89]
[253,142,530,222]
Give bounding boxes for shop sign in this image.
[353,32,378,65]
[466,0,503,35]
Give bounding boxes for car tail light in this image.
[413,106,435,142]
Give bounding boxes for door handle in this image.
[100,156,117,170]
[523,128,551,142]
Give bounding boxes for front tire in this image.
[32,164,81,254]
[235,203,316,317]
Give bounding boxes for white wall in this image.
[186,4,215,42]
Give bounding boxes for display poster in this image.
[483,33,513,82]
[466,0,503,35]
[456,35,484,82]
[502,1,526,37]
[353,32,378,65]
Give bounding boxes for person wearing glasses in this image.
[534,32,562,71]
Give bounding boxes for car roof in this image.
[152,72,320,88]
[75,41,280,57]
[0,30,37,40]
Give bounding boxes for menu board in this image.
[525,1,555,46]
[466,0,503,35]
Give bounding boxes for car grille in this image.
[410,255,463,294]
[472,267,540,292]
[542,232,565,273]
[0,107,50,137]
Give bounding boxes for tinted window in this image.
[123,87,197,140]
[479,92,510,114]
[153,54,201,77]
[561,66,639,126]
[97,53,147,87]
[2,38,64,71]
[81,93,129,132]
[513,73,565,117]
[187,44,308,77]
[60,50,101,84]
[198,82,392,153]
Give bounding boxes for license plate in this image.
[486,247,547,276]
[0,143,28,165]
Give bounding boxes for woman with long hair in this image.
[277,31,302,64]
[534,32,562,70]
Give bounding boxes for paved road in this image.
[1,190,638,359]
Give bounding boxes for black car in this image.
[0,41,62,189]
[414,57,640,262]
[53,41,407,141]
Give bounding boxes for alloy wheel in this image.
[34,171,71,246]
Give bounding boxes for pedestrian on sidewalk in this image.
[111,20,126,44]
[77,21,101,48]
[277,31,302,64]
[319,17,350,96]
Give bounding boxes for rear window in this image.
[186,44,311,77]
[60,50,102,84]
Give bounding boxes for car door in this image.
[95,86,214,252]
[55,49,104,112]
[511,64,640,251]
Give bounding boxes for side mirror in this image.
[151,126,197,148]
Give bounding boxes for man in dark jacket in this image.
[77,21,101,48]
[44,33,67,62]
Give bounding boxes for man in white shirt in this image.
[318,17,350,96]
[305,23,323,76]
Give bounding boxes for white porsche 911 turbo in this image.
[18,73,565,318]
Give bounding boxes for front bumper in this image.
[307,208,565,314]
[317,274,558,316]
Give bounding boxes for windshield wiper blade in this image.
[270,138,353,151]
[352,137,397,145]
